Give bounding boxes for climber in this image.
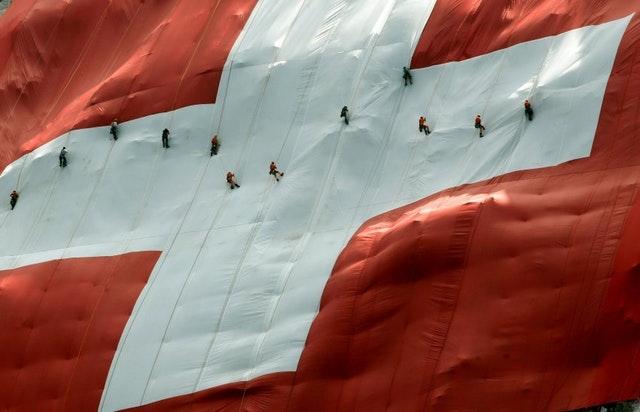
[210,135,219,156]
[9,190,18,210]
[162,128,170,148]
[403,67,413,86]
[269,161,284,182]
[474,114,486,137]
[110,119,118,141]
[226,172,240,189]
[524,99,533,121]
[59,147,68,168]
[418,116,430,135]
[340,106,349,125]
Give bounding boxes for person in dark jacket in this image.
[403,66,413,86]
[110,119,118,141]
[162,128,170,148]
[9,190,18,210]
[340,106,349,125]
[59,147,68,167]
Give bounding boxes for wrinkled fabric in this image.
[0,0,256,173]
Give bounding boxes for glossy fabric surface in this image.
[0,0,256,172]
[1,0,640,410]
[0,252,160,411]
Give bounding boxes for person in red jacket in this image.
[226,172,240,189]
[524,99,534,121]
[418,116,430,135]
[474,114,486,137]
[269,161,284,182]
[210,135,220,156]
[9,190,18,210]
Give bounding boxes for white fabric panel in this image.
[0,0,629,409]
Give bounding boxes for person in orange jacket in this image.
[524,99,533,121]
[474,114,486,137]
[269,161,284,182]
[418,116,430,135]
[210,135,220,156]
[226,172,240,189]
[9,190,19,210]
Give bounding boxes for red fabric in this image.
[0,252,160,411]
[411,0,637,69]
[122,373,296,412]
[131,2,640,411]
[2,0,640,410]
[587,195,640,405]
[131,171,640,412]
[0,0,257,173]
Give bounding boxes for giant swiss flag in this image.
[1,0,640,411]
